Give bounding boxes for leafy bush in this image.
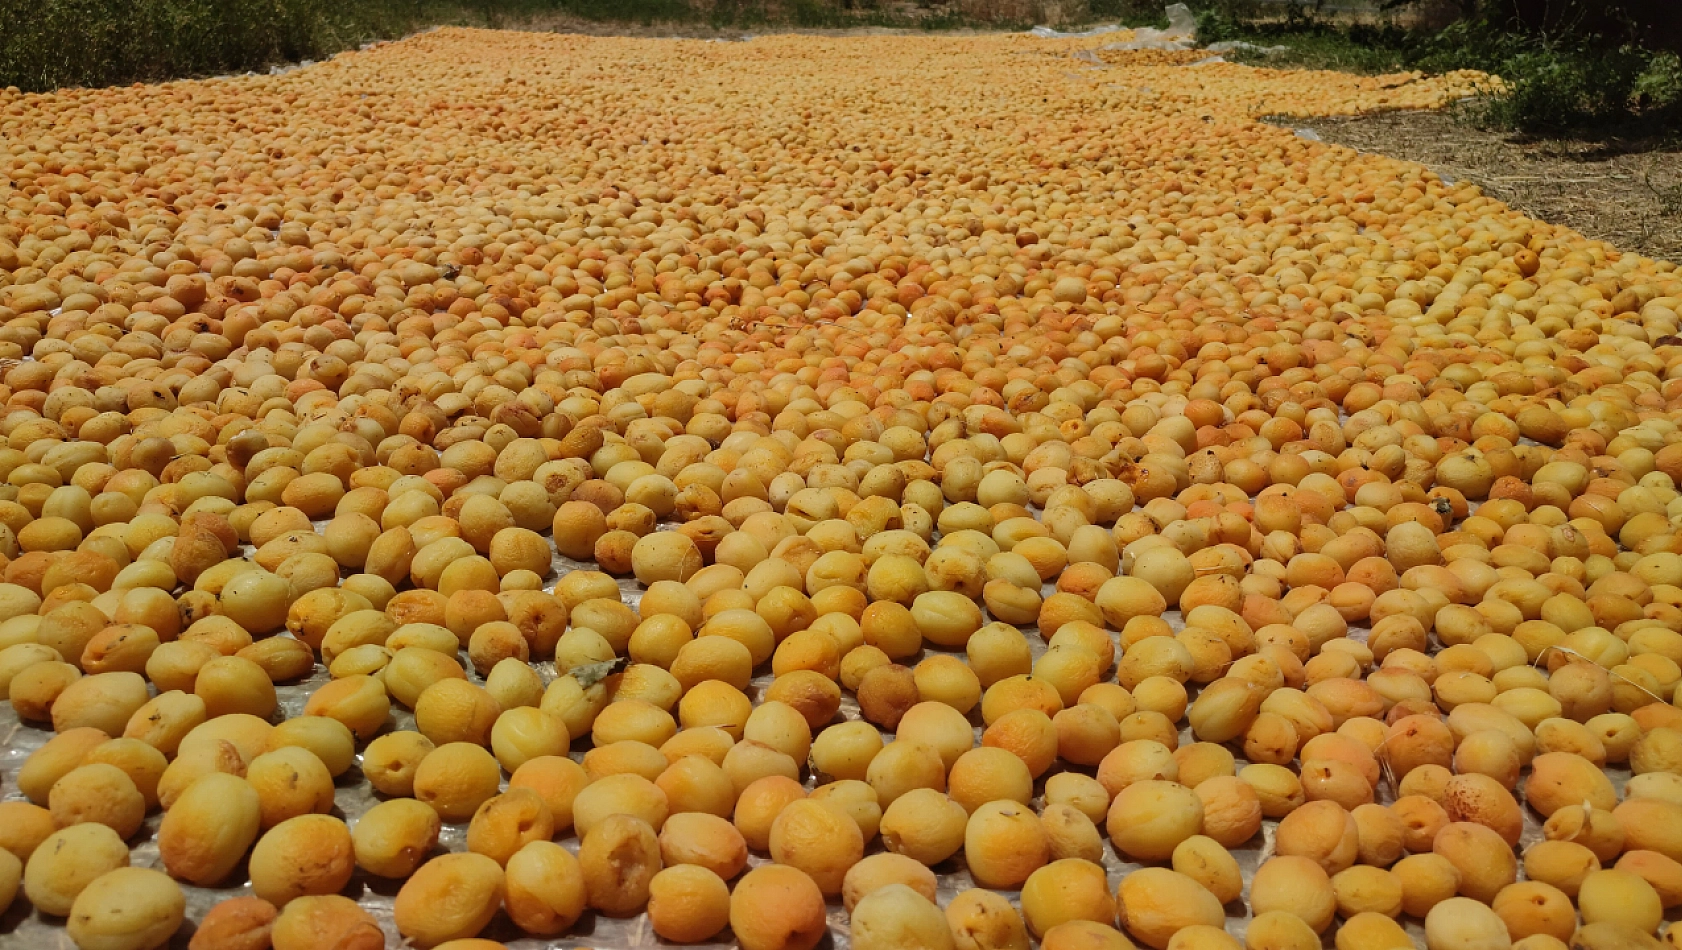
[1634,52,1682,111]
[1478,46,1659,131]
[1426,19,1682,134]
[1188,0,1682,136]
[0,0,452,92]
[1086,0,1171,28]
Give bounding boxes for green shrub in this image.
[1086,0,1170,28]
[1480,46,1633,131]
[1188,0,1682,136]
[0,0,437,91]
[1634,52,1682,111]
[1427,22,1682,134]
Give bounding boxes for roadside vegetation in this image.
[1188,1,1682,136]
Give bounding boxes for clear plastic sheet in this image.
[1028,24,1125,39]
[1203,40,1289,55]
[0,532,1640,948]
[1094,3,1197,52]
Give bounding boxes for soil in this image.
[1287,108,1682,265]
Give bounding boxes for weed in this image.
[1644,165,1682,216]
[1634,52,1682,111]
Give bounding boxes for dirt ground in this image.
[1289,108,1682,266]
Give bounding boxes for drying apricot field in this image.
[1,22,1681,950]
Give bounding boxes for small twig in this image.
[1372,729,1401,794]
[1489,176,1611,183]
[1533,644,1669,706]
[1640,164,1682,216]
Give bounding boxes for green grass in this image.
[1190,8,1452,74]
[1213,30,1413,73]
[1083,0,1171,28]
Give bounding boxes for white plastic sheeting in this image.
[1097,2,1197,51]
[1029,22,1125,38]
[1205,39,1290,54]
